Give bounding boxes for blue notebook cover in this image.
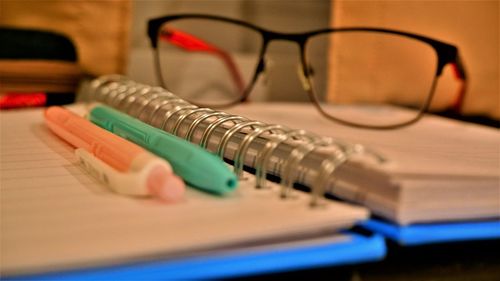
[361,219,500,246]
[9,233,385,280]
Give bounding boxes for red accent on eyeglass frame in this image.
[159,28,246,95]
[450,61,467,113]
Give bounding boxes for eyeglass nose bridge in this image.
[257,32,308,68]
[262,30,308,44]
[296,63,312,92]
[255,33,313,96]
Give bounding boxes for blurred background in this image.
[0,0,498,121]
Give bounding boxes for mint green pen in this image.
[89,105,238,195]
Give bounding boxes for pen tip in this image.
[147,166,185,203]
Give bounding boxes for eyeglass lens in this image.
[306,31,438,127]
[156,18,263,107]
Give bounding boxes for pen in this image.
[88,104,238,195]
[44,106,185,202]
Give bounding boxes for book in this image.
[80,75,499,226]
[0,108,376,278]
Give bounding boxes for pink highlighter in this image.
[44,106,185,202]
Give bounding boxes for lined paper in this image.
[0,109,367,275]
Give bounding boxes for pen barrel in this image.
[44,106,143,172]
[147,134,237,194]
[89,105,237,194]
[75,148,184,202]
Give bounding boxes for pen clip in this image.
[75,148,149,197]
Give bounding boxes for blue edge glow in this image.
[9,233,385,280]
[361,219,500,246]
[9,219,500,280]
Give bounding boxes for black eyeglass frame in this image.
[148,14,467,129]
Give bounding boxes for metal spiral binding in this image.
[160,104,198,131]
[280,136,332,198]
[216,120,265,159]
[185,111,227,142]
[86,75,370,207]
[254,132,288,189]
[149,97,190,128]
[172,108,213,137]
[233,124,284,178]
[199,115,248,149]
[309,146,348,207]
[133,88,169,120]
[123,86,157,116]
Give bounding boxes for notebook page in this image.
[0,109,367,275]
[226,103,500,224]
[227,103,500,178]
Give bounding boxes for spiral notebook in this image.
[80,76,391,207]
[0,107,375,277]
[79,75,500,226]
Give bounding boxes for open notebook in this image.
[226,103,500,225]
[0,108,370,277]
[80,76,499,225]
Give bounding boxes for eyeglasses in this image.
[147,14,467,129]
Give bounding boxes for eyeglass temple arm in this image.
[159,28,245,94]
[450,53,468,113]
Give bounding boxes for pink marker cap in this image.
[147,165,185,202]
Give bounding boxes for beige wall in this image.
[331,0,499,119]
